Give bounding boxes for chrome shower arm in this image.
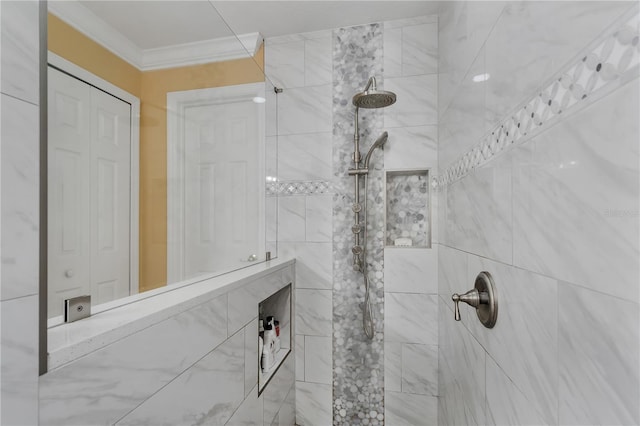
[363,76,377,92]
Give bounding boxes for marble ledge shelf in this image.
[47,258,296,371]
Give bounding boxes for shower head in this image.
[363,131,389,169]
[352,77,397,109]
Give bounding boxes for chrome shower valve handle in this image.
[451,271,498,329]
[452,289,480,321]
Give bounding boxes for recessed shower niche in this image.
[258,283,292,395]
[385,169,431,248]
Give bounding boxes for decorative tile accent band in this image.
[435,9,639,189]
[266,180,333,196]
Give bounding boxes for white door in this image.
[48,67,131,318]
[183,100,259,278]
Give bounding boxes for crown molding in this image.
[48,2,263,71]
[140,32,263,71]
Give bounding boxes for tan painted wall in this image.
[48,14,265,292]
[48,14,142,97]
[139,47,265,291]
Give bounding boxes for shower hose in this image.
[361,174,375,340]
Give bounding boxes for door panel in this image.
[48,68,92,318]
[48,67,132,316]
[183,101,259,278]
[90,84,131,305]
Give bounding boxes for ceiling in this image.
[74,1,440,49]
[211,1,441,39]
[51,1,441,70]
[79,1,235,49]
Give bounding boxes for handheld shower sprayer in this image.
[347,76,397,340]
[363,131,388,170]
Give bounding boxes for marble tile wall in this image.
[381,16,439,426]
[437,3,640,426]
[265,30,335,426]
[39,266,295,426]
[268,15,440,425]
[0,1,41,424]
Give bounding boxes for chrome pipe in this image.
[353,107,361,164]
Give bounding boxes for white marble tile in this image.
[485,355,549,426]
[278,386,295,426]
[513,78,639,303]
[384,248,437,294]
[265,40,305,89]
[1,95,39,300]
[384,341,402,392]
[384,75,437,128]
[386,15,438,29]
[430,187,439,245]
[263,355,294,425]
[304,335,331,384]
[277,85,332,135]
[436,186,448,246]
[245,318,259,398]
[295,289,332,337]
[266,34,305,46]
[559,282,640,426]
[402,23,438,76]
[383,125,437,170]
[296,381,332,426]
[437,244,467,303]
[445,153,512,264]
[0,0,39,104]
[439,296,487,425]
[227,385,263,426]
[277,132,332,181]
[484,1,634,128]
[438,46,486,168]
[266,196,277,243]
[266,136,277,179]
[305,37,332,86]
[295,334,305,381]
[228,283,261,336]
[438,1,505,115]
[117,331,245,426]
[278,242,332,289]
[278,196,306,242]
[266,84,277,137]
[401,343,438,396]
[438,298,482,426]
[40,295,228,426]
[305,196,332,242]
[385,292,437,345]
[385,391,437,426]
[383,25,403,78]
[229,276,290,339]
[1,296,38,426]
[466,256,558,424]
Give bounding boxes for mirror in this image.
[46,1,277,321]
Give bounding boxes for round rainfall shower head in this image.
[352,90,397,109]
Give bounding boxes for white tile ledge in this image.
[47,258,295,371]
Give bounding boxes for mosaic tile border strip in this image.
[266,180,333,196]
[435,8,640,189]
